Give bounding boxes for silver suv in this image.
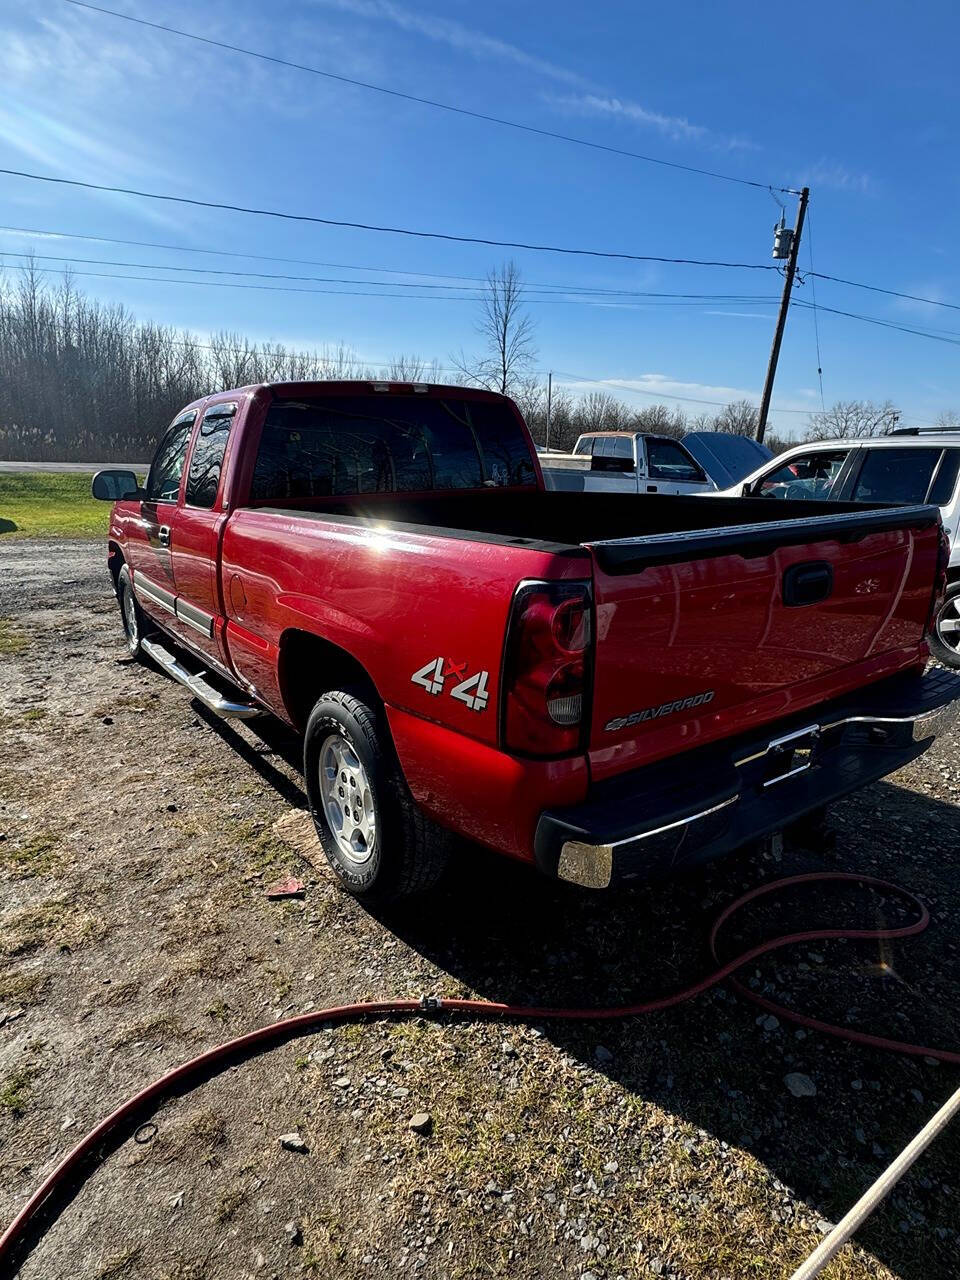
[711,432,960,667]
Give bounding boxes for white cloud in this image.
[556,371,817,418]
[547,93,708,144]
[804,160,874,193]
[311,0,594,89]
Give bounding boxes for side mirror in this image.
[92,469,140,501]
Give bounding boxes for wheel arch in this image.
[277,628,383,733]
[108,541,125,593]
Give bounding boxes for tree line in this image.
[0,265,948,463]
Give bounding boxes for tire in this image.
[117,564,145,659]
[303,689,451,900]
[928,581,960,669]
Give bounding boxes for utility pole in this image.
[756,185,809,444]
[545,370,553,450]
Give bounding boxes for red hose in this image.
[1,871,956,1269]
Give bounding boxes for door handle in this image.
[782,560,833,607]
[157,525,171,547]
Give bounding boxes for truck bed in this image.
[253,490,934,559]
[240,491,941,783]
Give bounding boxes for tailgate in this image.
[585,506,941,781]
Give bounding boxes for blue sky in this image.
[1,0,959,437]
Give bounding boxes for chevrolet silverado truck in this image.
[92,381,960,900]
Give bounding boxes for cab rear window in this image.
[251,395,536,500]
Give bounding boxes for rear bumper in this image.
[534,666,960,888]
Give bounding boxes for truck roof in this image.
[178,380,513,414]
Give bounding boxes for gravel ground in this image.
[1,538,959,1280]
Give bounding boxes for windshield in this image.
[251,395,536,500]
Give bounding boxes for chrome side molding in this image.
[141,639,260,720]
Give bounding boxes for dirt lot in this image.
[1,539,959,1280]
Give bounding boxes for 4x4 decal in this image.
[411,657,490,712]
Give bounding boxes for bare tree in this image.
[453,260,537,394]
[806,400,901,441]
[936,410,960,429]
[713,399,761,437]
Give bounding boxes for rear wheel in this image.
[929,581,960,668]
[117,565,145,659]
[304,689,451,900]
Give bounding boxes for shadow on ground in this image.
[200,703,960,1280]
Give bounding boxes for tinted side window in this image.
[610,436,635,461]
[574,437,594,455]
[852,448,940,504]
[929,451,960,506]
[186,403,236,508]
[647,439,705,482]
[145,415,195,502]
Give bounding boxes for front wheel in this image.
[929,581,960,668]
[303,690,451,900]
[117,564,145,659]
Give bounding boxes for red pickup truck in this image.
[93,381,959,899]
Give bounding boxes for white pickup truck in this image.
[540,431,717,495]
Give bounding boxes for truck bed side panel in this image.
[219,508,590,748]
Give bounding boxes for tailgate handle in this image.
[782,560,833,607]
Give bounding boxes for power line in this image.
[805,208,826,411]
[63,0,799,195]
[809,271,960,314]
[0,222,777,297]
[7,219,959,328]
[0,167,781,271]
[0,260,776,308]
[793,299,960,346]
[0,248,778,303]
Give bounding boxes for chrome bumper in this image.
[537,667,960,889]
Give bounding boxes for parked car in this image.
[92,381,958,900]
[541,431,717,495]
[710,433,960,667]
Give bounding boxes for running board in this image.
[141,638,261,720]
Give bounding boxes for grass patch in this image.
[2,831,61,879]
[0,1064,40,1117]
[112,1011,189,1048]
[0,471,141,539]
[215,1179,249,1222]
[144,1107,227,1169]
[0,970,49,1006]
[0,899,104,956]
[21,707,46,723]
[0,620,27,656]
[95,1246,141,1279]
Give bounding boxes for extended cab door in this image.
[167,399,239,674]
[126,411,196,629]
[642,437,714,495]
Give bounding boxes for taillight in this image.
[500,580,593,756]
[925,522,951,638]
